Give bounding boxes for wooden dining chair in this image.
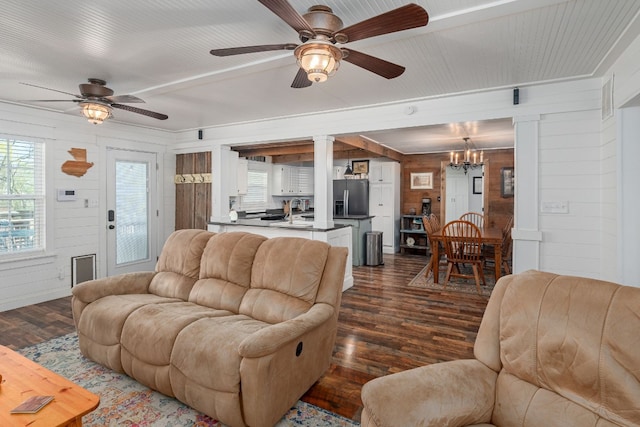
[422,214,445,278]
[442,220,486,294]
[460,212,484,229]
[483,215,514,275]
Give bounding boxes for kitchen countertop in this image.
[209,218,349,232]
[333,215,375,220]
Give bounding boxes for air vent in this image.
[71,254,96,287]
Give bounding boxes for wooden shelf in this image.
[400,215,429,255]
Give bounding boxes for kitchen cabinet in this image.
[369,161,395,184]
[237,158,248,195]
[272,165,314,195]
[224,153,249,196]
[369,161,400,253]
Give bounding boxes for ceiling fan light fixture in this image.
[294,42,342,83]
[81,101,112,124]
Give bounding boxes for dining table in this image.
[428,226,504,284]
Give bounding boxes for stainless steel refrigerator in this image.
[333,179,369,217]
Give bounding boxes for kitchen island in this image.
[332,215,374,266]
[208,218,353,291]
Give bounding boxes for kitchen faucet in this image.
[287,198,304,223]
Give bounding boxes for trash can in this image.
[365,231,384,266]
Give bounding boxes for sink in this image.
[269,221,313,228]
[260,214,286,220]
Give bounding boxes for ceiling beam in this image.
[336,136,404,162]
[233,135,403,163]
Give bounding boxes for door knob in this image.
[108,225,115,230]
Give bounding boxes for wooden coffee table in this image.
[0,345,99,426]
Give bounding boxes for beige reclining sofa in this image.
[361,270,640,427]
[72,229,348,427]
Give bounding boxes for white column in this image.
[617,106,640,286]
[512,115,542,273]
[313,135,334,229]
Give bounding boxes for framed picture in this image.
[410,172,433,190]
[501,167,514,198]
[352,160,369,175]
[473,176,483,194]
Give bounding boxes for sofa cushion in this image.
[120,302,234,396]
[240,237,329,323]
[169,315,271,427]
[189,232,267,312]
[149,229,214,299]
[76,294,180,372]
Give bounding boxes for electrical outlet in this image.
[541,201,569,214]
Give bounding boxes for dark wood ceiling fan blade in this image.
[291,68,312,89]
[19,82,81,98]
[107,94,145,103]
[210,43,297,56]
[258,0,315,35]
[335,4,428,43]
[342,49,405,79]
[111,103,168,120]
[22,99,78,102]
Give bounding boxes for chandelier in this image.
[294,41,343,83]
[80,100,112,124]
[449,137,484,174]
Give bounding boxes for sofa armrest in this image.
[71,271,156,304]
[238,303,334,358]
[361,359,498,427]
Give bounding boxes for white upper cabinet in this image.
[369,162,395,184]
[236,158,248,195]
[272,165,314,196]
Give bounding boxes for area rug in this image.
[18,333,358,426]
[407,259,495,297]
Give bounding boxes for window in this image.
[0,138,45,254]
[239,162,269,212]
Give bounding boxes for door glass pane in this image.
[116,160,148,265]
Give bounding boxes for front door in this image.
[106,149,158,276]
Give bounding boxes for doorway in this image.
[445,167,470,222]
[106,149,158,276]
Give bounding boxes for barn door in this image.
[175,152,211,230]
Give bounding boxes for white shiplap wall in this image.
[0,103,173,311]
[601,25,640,286]
[538,109,602,277]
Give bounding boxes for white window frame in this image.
[0,136,45,256]
[239,160,270,212]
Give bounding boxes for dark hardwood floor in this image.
[0,253,489,422]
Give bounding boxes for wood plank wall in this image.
[175,152,211,230]
[401,149,514,230]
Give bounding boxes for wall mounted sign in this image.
[61,148,94,177]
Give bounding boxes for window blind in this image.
[0,138,45,254]
[240,163,269,212]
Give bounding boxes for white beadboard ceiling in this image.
[1,0,639,153]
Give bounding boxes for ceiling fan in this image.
[20,78,168,124]
[210,0,429,88]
